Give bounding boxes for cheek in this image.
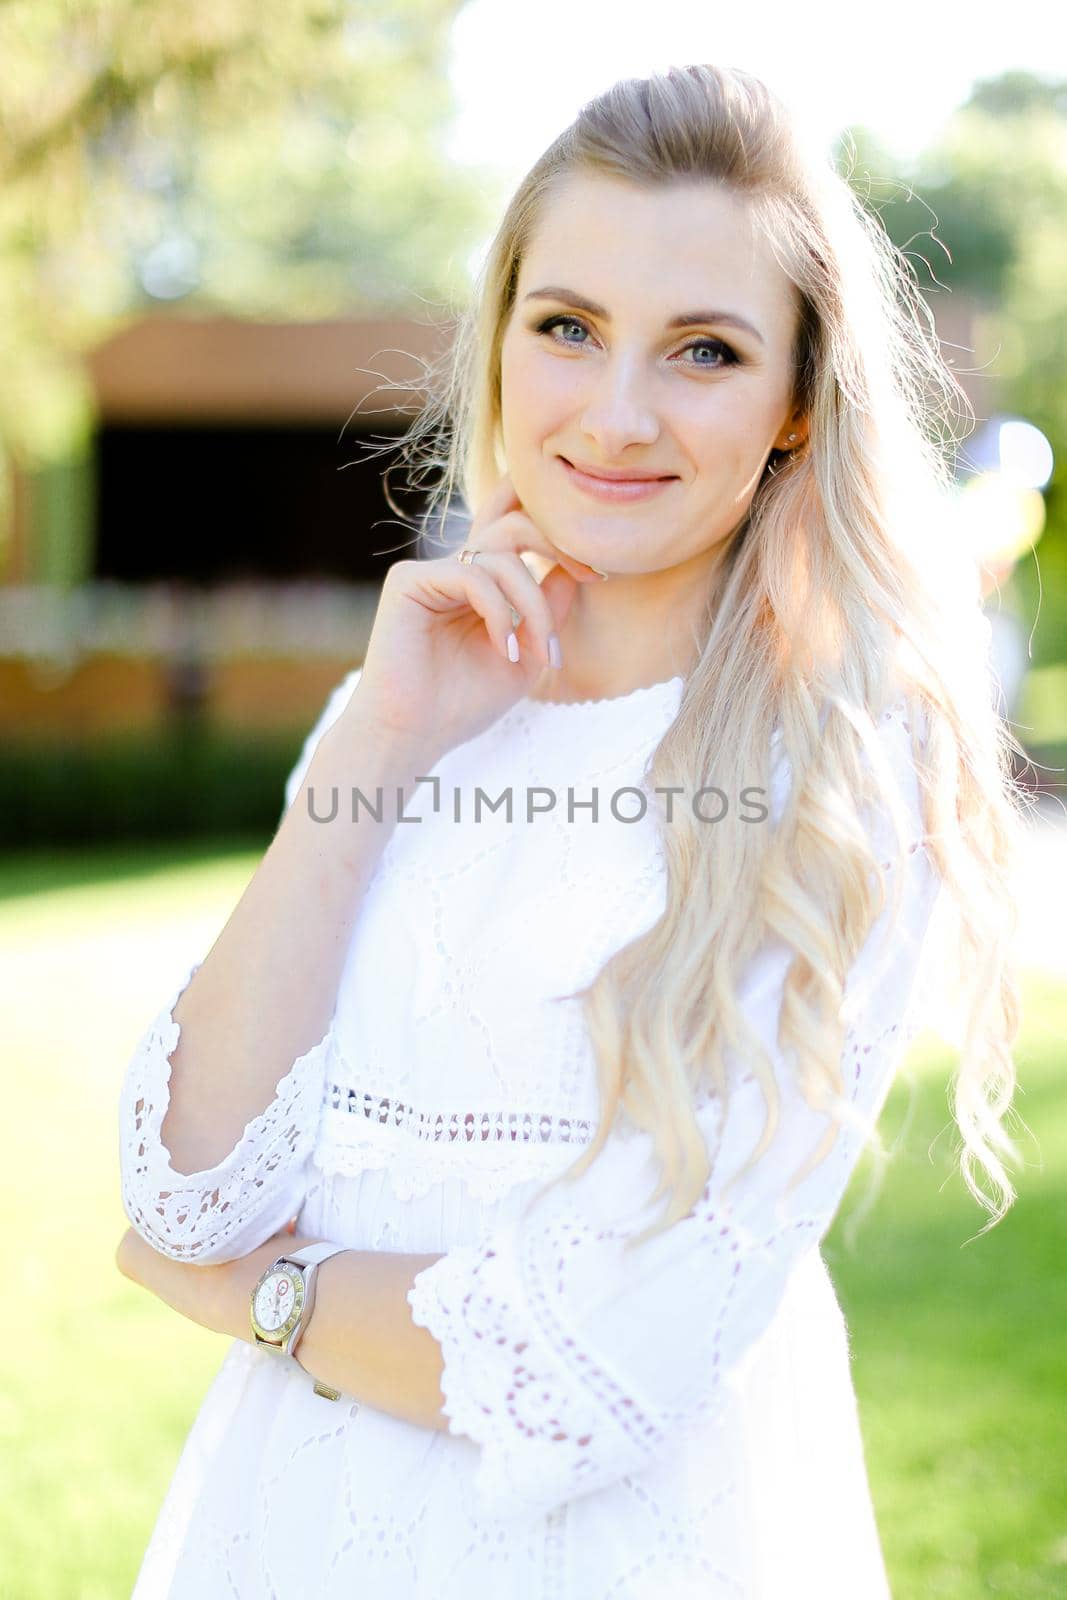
[501,344,583,440]
[683,404,762,475]
[500,347,534,446]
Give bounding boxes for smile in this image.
[558,457,678,503]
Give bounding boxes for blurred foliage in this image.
[0,0,495,473]
[0,724,301,845]
[1,28,1066,669]
[834,70,1067,669]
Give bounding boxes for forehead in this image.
[516,173,794,331]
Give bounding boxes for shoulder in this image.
[766,688,931,839]
[870,689,933,824]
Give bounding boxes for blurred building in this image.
[1,312,469,738]
[0,292,996,741]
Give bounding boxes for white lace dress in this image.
[119,668,943,1599]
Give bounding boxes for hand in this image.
[345,472,606,765]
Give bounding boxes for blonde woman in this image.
[117,62,1026,1599]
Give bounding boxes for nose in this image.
[579,356,660,457]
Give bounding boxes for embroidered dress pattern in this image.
[118,666,942,1598]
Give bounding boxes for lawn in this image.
[0,838,1063,1599]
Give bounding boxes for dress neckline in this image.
[518,675,685,714]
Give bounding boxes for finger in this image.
[536,561,582,637]
[472,471,523,530]
[416,558,527,665]
[458,550,564,667]
[460,564,533,664]
[469,482,604,583]
[491,510,605,584]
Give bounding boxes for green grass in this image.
[0,841,1063,1598]
[824,999,1067,1598]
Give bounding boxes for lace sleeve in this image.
[117,666,363,1265]
[117,958,339,1264]
[407,697,945,1524]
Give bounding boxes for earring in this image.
[766,432,799,480]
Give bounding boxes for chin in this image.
[523,497,585,562]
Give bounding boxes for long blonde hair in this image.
[380,62,1030,1250]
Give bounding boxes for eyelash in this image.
[532,313,741,370]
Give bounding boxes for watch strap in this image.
[283,1241,351,1270]
[253,1241,351,1402]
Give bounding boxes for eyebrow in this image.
[522,286,765,346]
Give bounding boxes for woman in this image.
[117,62,1026,1598]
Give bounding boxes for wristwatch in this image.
[249,1240,350,1401]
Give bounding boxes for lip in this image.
[558,456,678,502]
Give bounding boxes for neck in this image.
[525,562,709,704]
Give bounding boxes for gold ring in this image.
[457,547,482,566]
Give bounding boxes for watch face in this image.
[252,1266,305,1338]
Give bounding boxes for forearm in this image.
[159,707,429,1176]
[223,1237,452,1432]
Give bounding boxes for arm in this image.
[116,1221,454,1433]
[117,698,939,1484]
[232,1237,454,1431]
[400,700,945,1523]
[117,667,427,1264]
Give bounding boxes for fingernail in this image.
[507,631,520,662]
[548,633,562,669]
[589,567,608,580]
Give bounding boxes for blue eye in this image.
[532,313,740,370]
[538,316,589,346]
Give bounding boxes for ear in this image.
[778,410,809,452]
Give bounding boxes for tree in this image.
[834,73,1067,668]
[0,0,496,570]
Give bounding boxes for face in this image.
[499,174,807,579]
